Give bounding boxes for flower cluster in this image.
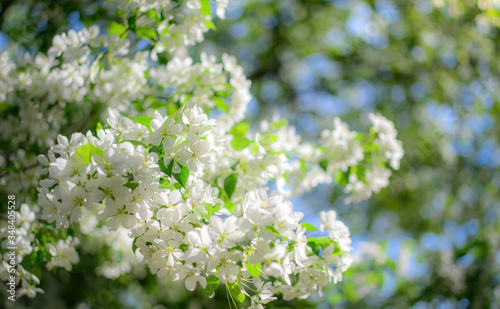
[1,204,45,298]
[35,107,355,306]
[0,0,404,307]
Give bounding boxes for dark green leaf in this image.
[172,165,190,188]
[127,14,136,32]
[319,160,328,172]
[159,159,170,175]
[224,173,238,199]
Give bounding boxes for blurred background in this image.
[1,0,500,308]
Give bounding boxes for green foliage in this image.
[231,136,252,151]
[204,275,220,298]
[229,122,250,137]
[301,222,319,232]
[227,280,245,304]
[74,142,105,164]
[129,116,154,133]
[205,202,221,217]
[108,21,126,36]
[224,173,238,199]
[245,263,261,277]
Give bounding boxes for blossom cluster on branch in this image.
[0,0,403,307]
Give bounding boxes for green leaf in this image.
[130,116,154,133]
[271,119,288,130]
[213,97,229,112]
[159,159,170,175]
[132,237,138,252]
[224,173,238,199]
[167,103,178,116]
[149,144,163,154]
[261,133,278,145]
[301,222,320,231]
[227,280,245,303]
[319,160,328,172]
[172,165,190,188]
[205,19,217,31]
[263,225,281,238]
[136,27,157,40]
[119,140,147,147]
[108,21,126,36]
[123,182,139,191]
[230,122,250,137]
[204,275,220,298]
[335,170,349,186]
[231,136,251,151]
[205,202,221,216]
[307,237,340,255]
[245,263,261,277]
[74,142,104,164]
[200,0,212,16]
[127,14,136,32]
[96,121,103,132]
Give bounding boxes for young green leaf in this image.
[245,263,261,277]
[74,142,104,164]
[136,27,157,41]
[123,182,139,191]
[200,0,212,16]
[130,116,154,133]
[227,280,245,303]
[118,140,147,147]
[108,21,126,36]
[301,222,320,231]
[96,121,103,132]
[205,203,221,216]
[204,275,220,298]
[213,96,229,113]
[231,136,251,151]
[229,122,250,137]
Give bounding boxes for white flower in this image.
[182,265,207,291]
[178,140,212,172]
[185,226,214,265]
[17,279,44,299]
[208,249,242,284]
[97,197,137,231]
[46,237,79,271]
[319,211,352,252]
[209,216,245,248]
[16,204,36,230]
[149,116,182,145]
